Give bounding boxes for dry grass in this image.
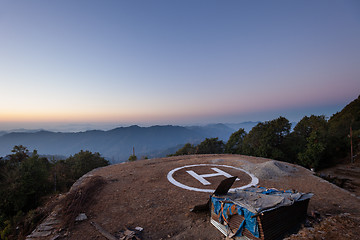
[60,175,106,227]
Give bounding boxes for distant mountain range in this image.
[225,121,260,133]
[0,122,261,162]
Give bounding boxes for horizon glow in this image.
[0,0,359,131]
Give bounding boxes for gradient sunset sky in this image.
[1,0,359,131]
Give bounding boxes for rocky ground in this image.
[25,154,360,240]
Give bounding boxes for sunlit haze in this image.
[1,0,359,131]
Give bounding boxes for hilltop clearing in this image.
[27,155,360,240]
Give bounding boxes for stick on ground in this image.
[90,221,117,240]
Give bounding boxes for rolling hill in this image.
[0,124,235,162]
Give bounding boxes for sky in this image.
[0,0,359,131]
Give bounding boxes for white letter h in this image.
[186,167,239,185]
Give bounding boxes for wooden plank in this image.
[90,221,117,240]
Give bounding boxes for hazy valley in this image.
[0,122,259,162]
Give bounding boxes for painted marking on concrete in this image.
[167,164,259,193]
[186,167,239,185]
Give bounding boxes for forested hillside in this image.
[173,95,360,170]
[0,147,109,238]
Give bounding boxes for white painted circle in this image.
[167,164,259,192]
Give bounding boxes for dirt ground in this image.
[317,160,360,197]
[26,154,360,240]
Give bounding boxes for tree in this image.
[328,95,360,160]
[284,115,328,164]
[9,145,29,165]
[352,129,360,162]
[0,147,110,239]
[242,117,291,160]
[0,160,21,218]
[66,150,109,181]
[293,115,327,144]
[0,149,52,218]
[298,131,326,170]
[170,143,196,156]
[128,155,137,161]
[196,138,224,154]
[225,128,246,154]
[0,146,30,218]
[17,150,52,212]
[52,159,72,192]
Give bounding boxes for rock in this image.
[75,213,88,221]
[135,226,143,231]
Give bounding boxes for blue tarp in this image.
[211,187,313,238]
[211,196,260,238]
